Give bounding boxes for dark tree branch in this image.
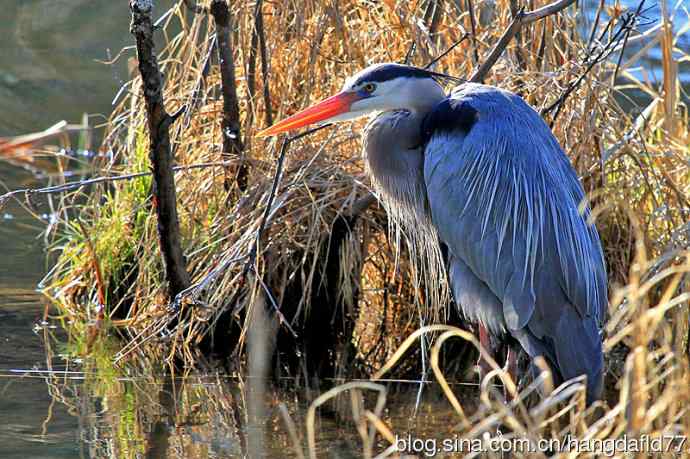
[189,125,334,354]
[257,2,273,127]
[404,41,417,64]
[246,124,334,276]
[209,0,246,192]
[509,0,527,72]
[424,34,469,69]
[130,0,191,298]
[466,0,480,65]
[536,19,547,70]
[246,0,260,125]
[179,36,217,135]
[246,0,272,130]
[469,8,525,82]
[174,125,336,315]
[470,0,576,83]
[611,0,646,85]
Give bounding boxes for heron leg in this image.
[476,324,494,382]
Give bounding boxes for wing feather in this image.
[423,83,608,333]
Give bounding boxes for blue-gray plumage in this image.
[423,84,606,403]
[258,63,607,404]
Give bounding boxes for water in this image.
[0,2,417,457]
[0,2,171,457]
[579,0,690,93]
[0,1,688,458]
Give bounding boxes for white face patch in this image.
[334,73,445,123]
[327,80,399,124]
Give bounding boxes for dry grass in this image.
[35,0,690,457]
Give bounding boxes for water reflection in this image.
[0,3,174,456]
[0,1,688,458]
[3,325,469,459]
[26,360,446,457]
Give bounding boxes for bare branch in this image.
[173,125,334,318]
[130,0,191,298]
[247,124,334,276]
[246,0,272,129]
[424,34,469,70]
[469,8,524,83]
[404,41,417,64]
[541,7,641,123]
[246,0,260,124]
[522,0,576,22]
[466,0,480,65]
[587,0,606,49]
[257,2,273,127]
[0,161,237,210]
[470,0,576,83]
[209,0,246,192]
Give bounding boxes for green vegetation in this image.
[38,0,689,457]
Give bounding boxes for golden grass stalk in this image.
[30,0,690,456]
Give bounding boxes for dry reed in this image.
[34,0,690,457]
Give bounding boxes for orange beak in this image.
[257,91,360,137]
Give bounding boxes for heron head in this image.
[257,63,448,137]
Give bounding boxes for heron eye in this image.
[362,83,377,94]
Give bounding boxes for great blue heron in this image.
[258,63,607,404]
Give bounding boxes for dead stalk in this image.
[129,0,191,298]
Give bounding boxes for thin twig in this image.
[178,36,217,136]
[587,0,606,50]
[424,34,469,69]
[253,266,298,338]
[171,255,247,310]
[536,18,547,70]
[247,124,334,271]
[612,0,646,85]
[257,2,272,127]
[77,220,107,351]
[404,41,417,64]
[246,0,261,125]
[466,0,480,65]
[246,0,273,129]
[0,161,236,209]
[470,0,577,83]
[541,8,641,123]
[470,7,525,82]
[173,125,334,322]
[509,0,527,72]
[113,318,170,364]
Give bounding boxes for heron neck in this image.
[405,79,446,115]
[363,110,431,224]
